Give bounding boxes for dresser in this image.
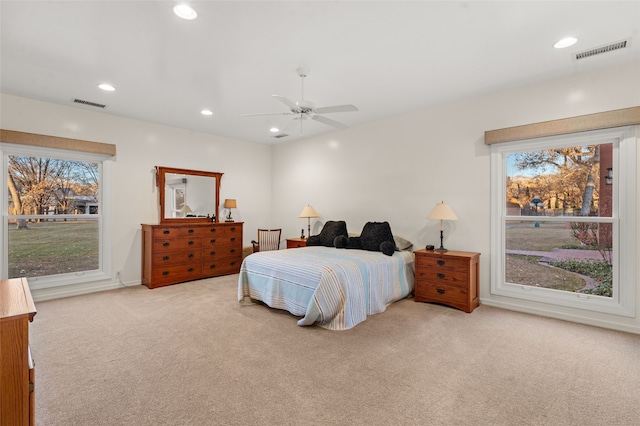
[414,249,480,313]
[1,278,36,426]
[141,222,243,289]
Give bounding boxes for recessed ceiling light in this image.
[269,127,280,133]
[98,83,115,91]
[201,109,213,116]
[554,37,578,49]
[174,4,197,20]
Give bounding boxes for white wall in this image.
[0,93,271,298]
[271,60,640,333]
[2,60,639,332]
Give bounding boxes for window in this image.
[1,142,112,290]
[491,127,636,317]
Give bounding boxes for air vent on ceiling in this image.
[72,98,107,108]
[272,133,289,139]
[574,39,629,61]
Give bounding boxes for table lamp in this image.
[427,202,458,252]
[179,204,193,217]
[298,205,319,239]
[224,199,237,222]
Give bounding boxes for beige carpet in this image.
[30,275,640,426]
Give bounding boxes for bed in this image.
[237,246,414,330]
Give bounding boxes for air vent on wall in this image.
[72,98,107,108]
[272,133,289,139]
[574,39,629,61]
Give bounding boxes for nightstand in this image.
[286,238,307,249]
[414,249,480,313]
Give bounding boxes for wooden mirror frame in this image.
[156,166,223,224]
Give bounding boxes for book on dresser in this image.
[141,222,243,289]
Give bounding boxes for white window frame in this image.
[1,142,112,289]
[490,126,637,317]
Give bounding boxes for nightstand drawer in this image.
[415,282,468,307]
[416,269,468,288]
[415,255,468,272]
[286,238,307,248]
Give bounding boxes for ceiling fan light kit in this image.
[242,68,359,137]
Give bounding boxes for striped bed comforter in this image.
[237,246,415,330]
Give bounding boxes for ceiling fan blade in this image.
[314,104,359,114]
[272,95,297,110]
[241,112,294,117]
[311,115,348,129]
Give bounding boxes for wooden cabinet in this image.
[286,238,307,249]
[142,222,243,289]
[1,278,36,426]
[414,249,480,313]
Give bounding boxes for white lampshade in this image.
[427,203,458,221]
[298,205,319,218]
[179,204,193,213]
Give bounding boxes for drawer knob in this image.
[209,264,216,269]
[210,251,216,255]
[210,239,216,243]
[188,240,194,245]
[437,288,445,294]
[188,253,194,258]
[230,248,236,253]
[162,255,170,261]
[163,242,170,247]
[230,261,236,266]
[230,227,236,231]
[188,229,194,234]
[162,271,169,276]
[230,237,236,241]
[437,273,445,279]
[210,228,217,233]
[188,267,194,272]
[163,230,170,234]
[437,260,445,266]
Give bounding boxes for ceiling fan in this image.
[242,67,359,136]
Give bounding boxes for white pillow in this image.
[393,235,413,251]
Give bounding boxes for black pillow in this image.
[360,221,396,252]
[380,241,396,256]
[306,235,322,246]
[345,236,362,250]
[307,220,348,247]
[334,235,347,249]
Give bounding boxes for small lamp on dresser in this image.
[179,204,193,217]
[224,199,237,222]
[427,201,458,252]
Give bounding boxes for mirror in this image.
[156,166,223,224]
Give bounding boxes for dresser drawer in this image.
[199,224,242,236]
[152,250,201,266]
[416,269,468,288]
[203,257,242,276]
[152,227,181,238]
[151,263,203,285]
[202,244,241,261]
[415,282,468,307]
[415,255,469,272]
[202,234,241,247]
[152,237,202,252]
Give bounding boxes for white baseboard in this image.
[480,297,640,335]
[32,279,141,302]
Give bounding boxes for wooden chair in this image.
[251,229,282,253]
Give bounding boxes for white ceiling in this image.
[1,1,639,145]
